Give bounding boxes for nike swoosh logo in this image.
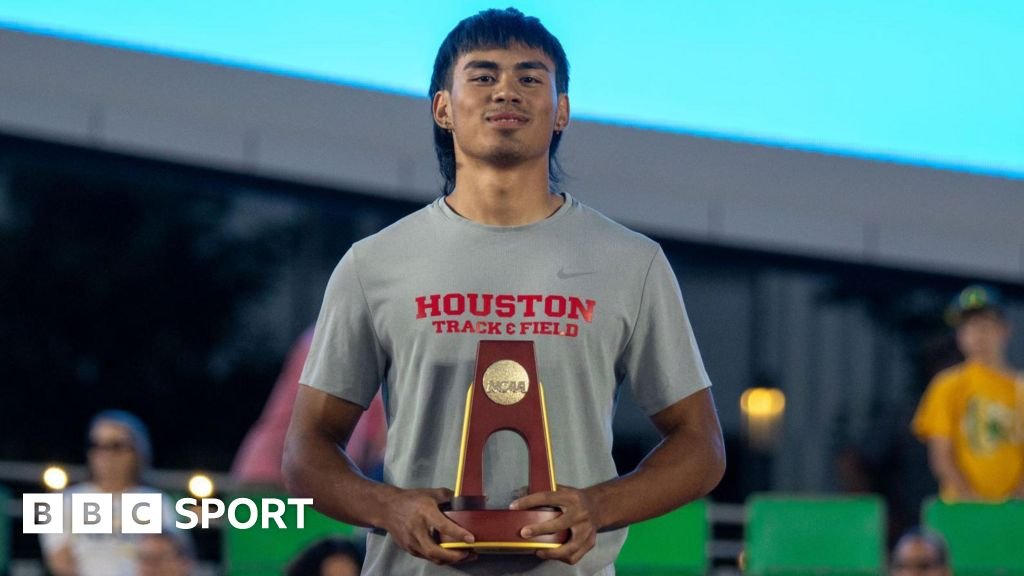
[557,267,594,279]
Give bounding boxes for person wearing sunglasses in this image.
[41,410,182,576]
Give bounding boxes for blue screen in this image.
[2,1,1022,178]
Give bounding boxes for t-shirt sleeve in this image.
[912,372,957,440]
[618,246,711,415]
[300,247,386,408]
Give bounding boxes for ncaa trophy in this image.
[438,340,569,552]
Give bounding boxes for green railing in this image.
[617,498,708,575]
[222,492,357,576]
[744,494,886,576]
[923,498,1024,576]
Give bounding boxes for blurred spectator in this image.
[889,528,950,576]
[136,532,195,576]
[232,328,387,486]
[40,410,183,576]
[912,285,1024,501]
[286,537,364,576]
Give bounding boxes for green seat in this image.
[223,492,357,576]
[616,499,708,575]
[0,485,8,576]
[744,494,885,576]
[923,498,1024,576]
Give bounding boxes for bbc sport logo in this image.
[23,493,314,534]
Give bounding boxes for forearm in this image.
[45,545,77,576]
[933,465,972,495]
[283,424,400,529]
[585,420,725,531]
[927,438,973,496]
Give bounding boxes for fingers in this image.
[387,488,477,565]
[509,483,580,511]
[520,513,571,539]
[510,486,598,565]
[404,511,473,565]
[536,528,597,565]
[513,488,584,538]
[429,487,455,503]
[408,536,471,565]
[509,490,553,511]
[414,494,474,564]
[430,508,476,545]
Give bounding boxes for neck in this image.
[967,352,1011,373]
[96,479,132,493]
[447,158,562,226]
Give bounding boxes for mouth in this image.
[486,112,529,128]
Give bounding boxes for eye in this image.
[521,76,542,85]
[471,75,495,83]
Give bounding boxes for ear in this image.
[433,90,453,131]
[555,93,570,132]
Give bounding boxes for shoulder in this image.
[935,363,966,381]
[350,202,438,256]
[927,364,969,393]
[65,482,97,494]
[570,197,661,258]
[322,202,438,282]
[130,484,164,494]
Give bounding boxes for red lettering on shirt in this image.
[415,293,595,338]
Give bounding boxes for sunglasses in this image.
[892,561,941,571]
[88,440,135,453]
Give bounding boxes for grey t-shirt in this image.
[301,193,711,575]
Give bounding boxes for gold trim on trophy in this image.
[538,380,557,492]
[454,384,473,496]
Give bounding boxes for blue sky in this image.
[2,1,1022,178]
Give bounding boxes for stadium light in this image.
[740,387,786,418]
[740,387,786,451]
[188,474,214,499]
[42,466,69,491]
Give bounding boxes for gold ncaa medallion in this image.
[482,360,530,405]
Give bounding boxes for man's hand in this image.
[381,487,477,565]
[926,437,979,502]
[951,485,981,501]
[510,485,600,565]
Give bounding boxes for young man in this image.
[913,285,1024,501]
[889,529,951,576]
[284,8,725,574]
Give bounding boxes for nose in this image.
[491,76,522,104]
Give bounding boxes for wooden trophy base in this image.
[439,501,568,553]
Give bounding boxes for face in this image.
[137,535,192,576]
[955,310,1010,361]
[433,44,569,172]
[321,554,361,576]
[88,420,139,487]
[890,537,950,576]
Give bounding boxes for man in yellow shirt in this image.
[912,285,1024,501]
